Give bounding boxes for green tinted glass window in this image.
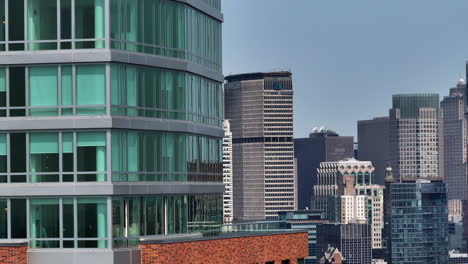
[29,66,58,116]
[77,132,106,182]
[76,65,105,115]
[29,198,60,248]
[27,0,58,50]
[77,197,107,248]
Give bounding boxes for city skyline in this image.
[222,0,468,138]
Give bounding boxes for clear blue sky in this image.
[222,0,468,139]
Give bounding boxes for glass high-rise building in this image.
[0,0,223,263]
[391,179,449,264]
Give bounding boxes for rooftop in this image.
[139,230,307,244]
[225,71,292,82]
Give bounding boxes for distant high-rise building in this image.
[317,223,372,264]
[448,250,468,264]
[223,120,233,223]
[314,159,374,222]
[355,184,385,250]
[358,117,390,185]
[389,94,442,180]
[441,80,467,200]
[391,179,449,264]
[314,159,384,250]
[383,165,395,264]
[224,72,295,220]
[278,210,328,264]
[340,195,367,224]
[295,129,354,209]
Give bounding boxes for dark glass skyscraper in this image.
[0,0,224,263]
[441,80,467,200]
[391,179,449,264]
[358,117,390,185]
[294,129,354,209]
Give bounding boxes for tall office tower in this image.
[358,117,390,185]
[391,179,449,264]
[355,184,385,250]
[389,94,442,180]
[224,72,295,220]
[315,159,384,250]
[383,165,395,264]
[222,120,233,223]
[295,129,354,210]
[0,0,224,263]
[441,80,467,200]
[314,159,374,222]
[317,223,372,264]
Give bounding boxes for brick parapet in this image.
[0,242,28,264]
[140,231,308,264]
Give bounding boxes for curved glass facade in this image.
[0,0,222,71]
[0,130,222,183]
[0,194,222,248]
[0,0,106,50]
[0,0,224,255]
[0,64,222,126]
[112,130,222,182]
[111,63,222,126]
[110,0,222,71]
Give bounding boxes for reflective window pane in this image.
[76,65,105,115]
[11,199,27,238]
[0,200,6,238]
[75,0,104,48]
[29,133,59,182]
[77,197,107,248]
[63,198,74,239]
[30,198,59,248]
[27,0,57,50]
[29,66,58,116]
[77,132,106,182]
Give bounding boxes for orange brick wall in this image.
[140,232,308,264]
[0,246,27,264]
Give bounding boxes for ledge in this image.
[0,49,223,83]
[0,240,29,247]
[174,0,223,22]
[139,230,308,244]
[0,182,224,197]
[0,115,224,138]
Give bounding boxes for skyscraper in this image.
[224,72,295,220]
[389,94,442,180]
[314,159,384,250]
[314,159,374,222]
[0,0,224,263]
[441,79,467,200]
[357,117,390,185]
[391,179,449,264]
[295,129,354,209]
[223,120,233,223]
[383,165,395,263]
